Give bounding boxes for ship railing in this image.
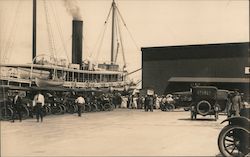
[0,75,32,85]
[63,80,129,88]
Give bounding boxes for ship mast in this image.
[32,0,37,63]
[110,0,116,64]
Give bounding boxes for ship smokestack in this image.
[72,20,83,66]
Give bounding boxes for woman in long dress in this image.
[132,96,138,109]
[121,96,128,108]
[155,96,161,109]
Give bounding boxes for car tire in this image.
[218,125,249,157]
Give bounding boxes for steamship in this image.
[0,0,134,92]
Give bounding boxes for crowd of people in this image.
[8,88,248,123]
[119,94,174,111]
[9,89,177,123]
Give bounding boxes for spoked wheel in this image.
[73,105,78,113]
[21,105,30,119]
[91,104,98,112]
[1,107,13,120]
[52,106,63,114]
[79,105,85,113]
[184,107,190,111]
[67,105,75,114]
[97,104,104,111]
[60,105,66,114]
[27,106,34,118]
[103,103,112,111]
[160,104,166,111]
[166,104,175,111]
[84,104,91,112]
[43,106,49,116]
[218,125,249,157]
[47,106,52,115]
[110,104,115,111]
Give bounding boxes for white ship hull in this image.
[35,78,64,87]
[18,68,50,79]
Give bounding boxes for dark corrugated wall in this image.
[141,42,250,95]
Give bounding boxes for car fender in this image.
[221,116,250,132]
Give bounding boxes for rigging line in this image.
[116,7,140,51]
[125,68,141,76]
[114,13,120,63]
[92,2,112,60]
[90,5,112,59]
[95,23,109,61]
[90,23,108,59]
[50,0,70,63]
[105,5,113,24]
[0,10,6,61]
[0,8,8,60]
[83,30,91,60]
[114,12,120,63]
[44,0,56,60]
[2,0,20,60]
[48,1,59,61]
[116,9,126,67]
[135,80,142,86]
[90,25,104,58]
[4,0,22,63]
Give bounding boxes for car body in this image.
[218,108,250,156]
[190,86,220,120]
[172,91,192,111]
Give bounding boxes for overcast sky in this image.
[0,0,249,82]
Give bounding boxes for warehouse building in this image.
[141,42,249,96]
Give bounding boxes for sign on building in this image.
[245,67,250,74]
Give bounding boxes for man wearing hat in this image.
[145,90,154,112]
[230,89,242,116]
[33,91,45,122]
[75,94,85,117]
[12,91,23,122]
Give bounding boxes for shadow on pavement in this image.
[178,118,217,121]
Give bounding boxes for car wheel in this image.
[218,125,249,157]
[164,104,174,111]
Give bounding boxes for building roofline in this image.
[141,41,249,50]
[142,42,249,61]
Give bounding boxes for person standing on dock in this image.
[75,95,85,117]
[11,91,23,122]
[230,90,242,116]
[34,91,45,122]
[144,95,154,112]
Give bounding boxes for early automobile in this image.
[172,91,192,111]
[190,86,220,120]
[218,108,249,157]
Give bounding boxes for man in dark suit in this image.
[145,95,154,112]
[12,92,23,122]
[230,90,242,116]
